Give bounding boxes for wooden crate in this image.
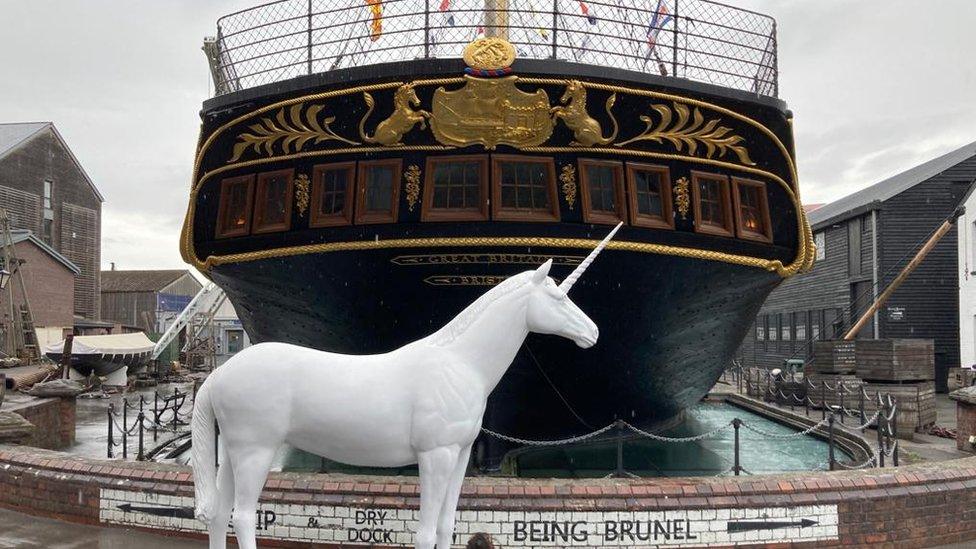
[855,339,934,382]
[811,340,857,374]
[805,373,862,409]
[863,381,937,437]
[947,368,976,392]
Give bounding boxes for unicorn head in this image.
[525,222,622,348]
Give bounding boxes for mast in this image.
[484,0,509,40]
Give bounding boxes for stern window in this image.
[626,163,673,229]
[423,156,489,221]
[733,177,772,242]
[579,159,626,225]
[216,175,255,238]
[492,155,559,222]
[310,162,354,227]
[253,169,294,234]
[691,171,734,237]
[357,159,401,224]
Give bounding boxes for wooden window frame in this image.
[252,169,294,234]
[310,162,355,228]
[690,171,734,238]
[491,155,560,222]
[731,177,773,243]
[215,174,255,239]
[626,163,674,229]
[356,159,402,225]
[422,155,490,222]
[579,158,627,225]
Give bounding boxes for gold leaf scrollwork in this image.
[404,165,422,212]
[674,176,691,220]
[617,102,755,166]
[559,165,577,210]
[229,104,357,163]
[294,173,310,218]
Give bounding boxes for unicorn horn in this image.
[559,221,623,292]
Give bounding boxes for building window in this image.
[216,175,255,238]
[848,218,862,276]
[626,163,673,229]
[491,155,559,222]
[782,312,793,342]
[732,177,772,243]
[310,162,355,227]
[356,159,401,224]
[795,310,807,342]
[756,319,765,341]
[43,180,53,211]
[815,232,826,261]
[810,309,821,341]
[579,159,626,225]
[422,156,489,221]
[768,314,779,341]
[691,171,733,237]
[42,218,54,244]
[252,169,294,234]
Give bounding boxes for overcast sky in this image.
[1,0,974,272]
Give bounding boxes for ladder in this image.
[0,209,39,361]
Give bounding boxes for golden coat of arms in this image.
[429,75,553,149]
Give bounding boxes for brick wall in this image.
[0,445,975,547]
[4,398,75,450]
[10,239,75,329]
[959,402,976,452]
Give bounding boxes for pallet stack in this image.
[808,341,863,409]
[856,339,936,438]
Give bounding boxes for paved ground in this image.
[0,507,213,548]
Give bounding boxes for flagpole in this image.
[484,0,509,40]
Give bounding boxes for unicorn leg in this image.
[228,445,277,549]
[436,444,471,549]
[208,449,235,549]
[416,446,459,549]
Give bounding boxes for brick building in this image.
[0,122,103,320]
[100,269,202,333]
[4,230,79,349]
[736,140,976,392]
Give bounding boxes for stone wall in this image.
[1,445,976,547]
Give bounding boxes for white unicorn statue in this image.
[191,222,622,549]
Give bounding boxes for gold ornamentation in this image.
[424,275,509,286]
[550,81,618,146]
[430,75,553,149]
[359,84,430,146]
[228,104,356,163]
[404,165,422,212]
[391,254,582,266]
[294,173,310,217]
[674,176,690,220]
[617,101,755,165]
[182,78,812,278]
[462,38,517,70]
[559,165,578,210]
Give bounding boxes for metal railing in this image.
[208,0,778,97]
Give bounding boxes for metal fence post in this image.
[821,382,827,419]
[424,0,430,59]
[859,389,865,428]
[172,389,179,432]
[838,386,845,425]
[614,419,626,477]
[107,403,114,459]
[122,398,128,460]
[551,0,558,59]
[137,410,145,461]
[876,401,886,468]
[827,412,836,471]
[672,0,679,77]
[307,0,314,75]
[732,418,742,476]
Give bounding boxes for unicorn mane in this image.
[430,272,532,347]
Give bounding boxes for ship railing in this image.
[209,0,777,97]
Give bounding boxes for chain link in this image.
[739,418,828,439]
[621,420,733,442]
[480,422,617,446]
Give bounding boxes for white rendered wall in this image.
[960,189,976,369]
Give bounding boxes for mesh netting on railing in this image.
[208,0,777,96]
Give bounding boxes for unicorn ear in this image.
[532,259,553,284]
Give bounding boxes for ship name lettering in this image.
[513,520,589,543]
[603,519,698,542]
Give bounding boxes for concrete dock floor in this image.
[0,507,214,548]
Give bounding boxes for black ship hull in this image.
[211,241,780,464]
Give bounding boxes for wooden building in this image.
[0,122,103,320]
[100,269,202,333]
[737,140,976,391]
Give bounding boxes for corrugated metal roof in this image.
[809,139,976,227]
[0,122,49,159]
[9,229,80,274]
[100,270,194,293]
